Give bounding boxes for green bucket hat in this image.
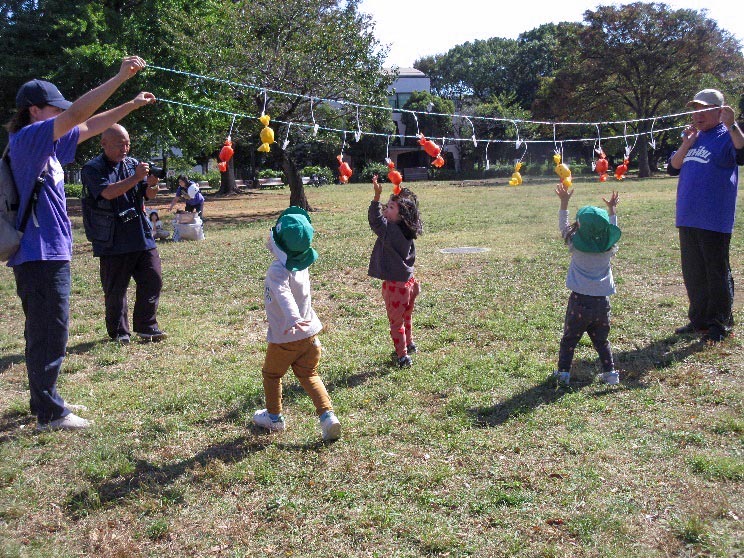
[572,206,622,253]
[271,206,318,271]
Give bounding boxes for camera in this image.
[146,162,166,180]
[118,207,138,223]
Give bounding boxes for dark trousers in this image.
[558,292,615,373]
[99,248,162,338]
[679,227,734,333]
[186,202,203,218]
[13,260,71,423]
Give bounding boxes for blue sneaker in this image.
[553,370,570,387]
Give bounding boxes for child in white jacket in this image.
[253,206,341,441]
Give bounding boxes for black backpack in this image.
[0,147,42,262]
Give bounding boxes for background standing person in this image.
[169,174,204,218]
[81,124,167,344]
[368,176,423,368]
[4,56,154,431]
[668,89,744,344]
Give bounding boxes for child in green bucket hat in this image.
[252,206,341,441]
[554,183,622,387]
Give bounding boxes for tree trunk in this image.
[281,149,311,210]
[218,157,240,195]
[636,122,651,178]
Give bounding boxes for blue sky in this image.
[358,0,744,67]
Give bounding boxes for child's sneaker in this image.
[553,370,570,387]
[253,409,285,432]
[319,410,341,441]
[601,371,620,385]
[398,355,412,368]
[406,342,417,354]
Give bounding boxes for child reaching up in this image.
[253,207,341,441]
[554,183,622,386]
[368,175,424,367]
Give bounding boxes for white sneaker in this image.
[601,371,620,385]
[64,403,88,413]
[253,409,285,432]
[36,413,92,432]
[320,411,341,441]
[553,370,570,386]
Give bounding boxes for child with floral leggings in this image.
[368,176,423,367]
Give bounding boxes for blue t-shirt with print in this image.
[7,118,79,267]
[672,123,738,233]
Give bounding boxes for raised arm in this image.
[77,92,156,144]
[53,56,147,141]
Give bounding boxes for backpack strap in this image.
[16,158,47,234]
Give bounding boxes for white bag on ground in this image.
[173,213,204,241]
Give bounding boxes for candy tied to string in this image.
[337,155,352,184]
[614,158,629,180]
[257,113,275,153]
[418,134,444,167]
[594,150,609,182]
[553,151,572,187]
[218,136,234,173]
[385,158,403,195]
[508,162,523,186]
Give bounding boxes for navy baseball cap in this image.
[15,79,72,110]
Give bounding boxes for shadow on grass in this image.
[469,334,706,428]
[64,433,320,519]
[0,352,24,374]
[0,409,31,444]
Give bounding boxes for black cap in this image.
[15,79,72,110]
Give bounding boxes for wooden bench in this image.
[403,167,429,181]
[197,180,214,193]
[257,177,285,188]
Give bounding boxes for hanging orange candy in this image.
[386,158,403,194]
[418,133,445,167]
[614,158,629,180]
[595,150,608,182]
[337,155,352,184]
[218,137,234,173]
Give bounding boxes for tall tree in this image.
[169,0,390,207]
[533,2,744,177]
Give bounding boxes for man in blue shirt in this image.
[5,57,155,431]
[668,89,744,343]
[82,125,167,344]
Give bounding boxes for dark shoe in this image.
[137,329,167,342]
[406,342,417,354]
[703,327,727,345]
[674,323,707,335]
[397,355,412,368]
[112,334,130,344]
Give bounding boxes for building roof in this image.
[384,67,428,78]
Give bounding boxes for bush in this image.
[65,183,83,198]
[301,166,333,184]
[359,161,389,182]
[257,168,284,179]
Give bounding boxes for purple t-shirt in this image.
[7,118,79,266]
[672,123,738,234]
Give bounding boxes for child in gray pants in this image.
[554,183,622,386]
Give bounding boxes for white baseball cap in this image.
[686,89,724,107]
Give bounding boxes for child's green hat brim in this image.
[572,206,622,253]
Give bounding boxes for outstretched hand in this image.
[117,56,147,81]
[555,182,573,210]
[372,174,382,200]
[602,190,619,215]
[133,92,156,108]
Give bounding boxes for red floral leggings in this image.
[382,276,421,358]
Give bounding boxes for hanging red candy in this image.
[337,155,352,184]
[217,137,234,173]
[418,134,445,168]
[614,158,629,180]
[594,150,609,182]
[386,158,403,195]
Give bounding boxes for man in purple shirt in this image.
[4,57,155,431]
[668,89,744,343]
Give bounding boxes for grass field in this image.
[0,176,742,557]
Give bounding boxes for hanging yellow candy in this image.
[553,153,572,187]
[257,113,275,153]
[508,161,523,186]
